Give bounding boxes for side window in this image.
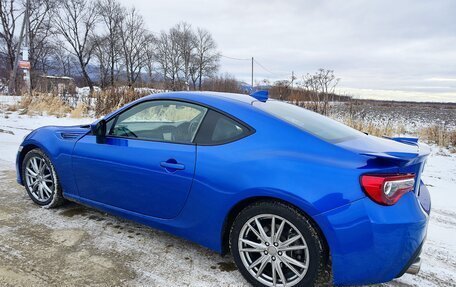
[194,110,252,145]
[107,100,207,144]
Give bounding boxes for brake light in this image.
[360,174,415,205]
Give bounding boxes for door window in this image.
[108,100,207,144]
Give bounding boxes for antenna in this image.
[250,90,269,102]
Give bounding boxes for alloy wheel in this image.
[24,156,54,203]
[238,214,310,287]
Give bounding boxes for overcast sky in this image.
[120,0,456,101]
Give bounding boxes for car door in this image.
[72,100,207,219]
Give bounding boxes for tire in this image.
[21,148,65,208]
[230,201,325,287]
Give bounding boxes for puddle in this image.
[88,215,105,221]
[59,207,87,218]
[217,262,237,272]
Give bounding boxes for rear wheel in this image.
[22,148,65,208]
[230,201,324,287]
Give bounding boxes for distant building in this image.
[35,75,76,95]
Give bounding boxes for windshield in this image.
[253,100,364,142]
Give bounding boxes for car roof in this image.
[142,91,256,105]
[104,91,262,121]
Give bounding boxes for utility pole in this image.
[291,71,295,89]
[23,0,31,95]
[251,57,254,89]
[291,71,295,99]
[8,0,31,95]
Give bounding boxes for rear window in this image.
[253,100,364,142]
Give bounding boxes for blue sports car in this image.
[16,91,430,286]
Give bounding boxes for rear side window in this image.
[253,100,364,143]
[194,110,252,145]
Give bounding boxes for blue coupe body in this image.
[16,91,431,286]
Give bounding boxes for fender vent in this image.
[59,132,83,140]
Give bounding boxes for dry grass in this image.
[5,105,18,112]
[16,89,150,118]
[341,118,406,138]
[94,88,149,117]
[20,93,72,117]
[70,102,89,118]
[339,117,456,149]
[332,99,456,149]
[420,125,456,149]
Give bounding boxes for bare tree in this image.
[303,72,319,101]
[53,0,98,93]
[92,34,111,88]
[118,7,151,88]
[172,22,195,89]
[1,0,59,87]
[302,68,340,115]
[189,28,219,90]
[52,41,76,77]
[27,0,58,85]
[202,73,242,93]
[96,0,123,87]
[271,80,291,100]
[143,37,156,85]
[155,24,219,91]
[156,29,182,90]
[154,31,170,87]
[0,0,22,73]
[314,68,339,95]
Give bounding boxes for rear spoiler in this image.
[387,137,419,145]
[362,137,430,166]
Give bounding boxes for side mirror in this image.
[91,119,106,144]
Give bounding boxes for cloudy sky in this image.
[121,0,456,102]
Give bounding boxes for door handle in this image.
[160,160,185,171]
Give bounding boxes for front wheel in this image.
[230,201,325,287]
[21,148,65,208]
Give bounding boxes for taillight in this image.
[360,174,415,205]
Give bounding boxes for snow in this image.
[74,86,164,98]
[337,87,456,103]
[393,149,456,286]
[75,86,102,97]
[0,111,93,165]
[0,109,455,286]
[0,95,21,106]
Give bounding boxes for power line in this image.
[253,59,276,76]
[221,54,292,86]
[254,59,291,79]
[220,54,251,61]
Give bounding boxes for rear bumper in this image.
[314,182,430,286]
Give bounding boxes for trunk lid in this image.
[337,135,430,165]
[337,135,430,195]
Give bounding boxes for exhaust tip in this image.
[406,257,421,275]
